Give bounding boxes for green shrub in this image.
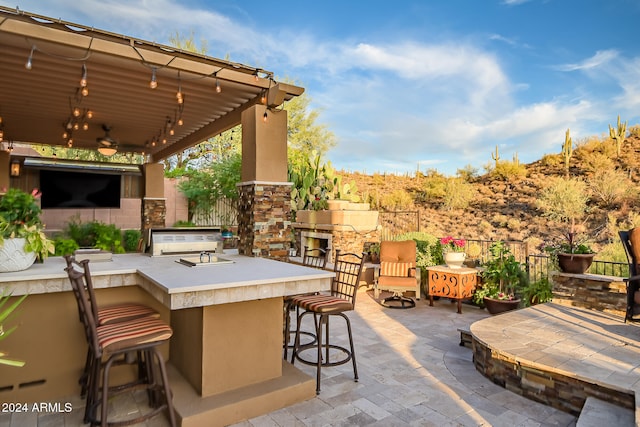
[522,277,553,307]
[53,237,79,257]
[380,189,414,211]
[421,174,448,199]
[491,160,527,180]
[61,217,125,253]
[540,153,562,167]
[589,169,632,208]
[173,220,196,227]
[123,229,142,252]
[442,178,475,210]
[581,151,615,174]
[393,231,440,270]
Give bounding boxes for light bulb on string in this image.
[150,67,158,89]
[25,46,35,70]
[80,64,88,87]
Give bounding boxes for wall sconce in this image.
[10,160,20,177]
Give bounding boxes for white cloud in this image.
[556,50,619,72]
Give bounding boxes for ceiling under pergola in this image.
[0,6,304,163]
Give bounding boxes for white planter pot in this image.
[443,251,466,269]
[0,238,37,273]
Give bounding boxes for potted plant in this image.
[0,188,54,272]
[537,177,595,274]
[473,241,528,314]
[440,236,466,268]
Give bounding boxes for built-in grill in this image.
[147,228,223,256]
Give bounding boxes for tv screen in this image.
[40,170,122,208]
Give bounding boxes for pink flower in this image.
[31,188,42,199]
[440,236,466,252]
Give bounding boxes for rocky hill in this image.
[338,129,640,254]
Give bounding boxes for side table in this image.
[426,265,478,313]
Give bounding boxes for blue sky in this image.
[3,0,640,175]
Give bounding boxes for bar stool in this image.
[283,247,327,359]
[65,258,176,427]
[290,250,365,394]
[64,256,160,398]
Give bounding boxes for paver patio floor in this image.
[2,288,578,426]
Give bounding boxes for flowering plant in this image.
[440,236,465,253]
[473,241,527,304]
[0,188,54,261]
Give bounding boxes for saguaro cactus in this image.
[562,128,573,177]
[609,115,627,157]
[491,145,500,169]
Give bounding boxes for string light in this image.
[80,64,88,86]
[25,46,35,70]
[176,71,183,104]
[263,110,268,123]
[216,77,221,93]
[150,67,158,89]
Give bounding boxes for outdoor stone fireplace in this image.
[293,200,380,263]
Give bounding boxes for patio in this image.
[3,287,583,427]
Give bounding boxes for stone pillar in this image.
[238,104,290,260]
[142,163,166,232]
[237,182,292,260]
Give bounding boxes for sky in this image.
[2,0,640,175]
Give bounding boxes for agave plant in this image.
[0,291,27,367]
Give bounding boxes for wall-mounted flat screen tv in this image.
[40,170,122,208]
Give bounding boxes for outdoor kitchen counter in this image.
[0,252,334,309]
[0,253,334,427]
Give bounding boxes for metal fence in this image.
[192,198,238,227]
[378,211,420,241]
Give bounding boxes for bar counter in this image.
[0,253,334,426]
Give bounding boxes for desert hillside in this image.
[338,129,640,254]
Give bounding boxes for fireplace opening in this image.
[301,231,332,261]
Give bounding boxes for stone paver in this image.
[9,288,577,426]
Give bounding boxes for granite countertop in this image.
[0,252,334,309]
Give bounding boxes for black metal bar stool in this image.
[290,250,365,394]
[283,247,327,359]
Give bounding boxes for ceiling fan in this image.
[97,125,118,156]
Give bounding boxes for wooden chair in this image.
[374,240,421,309]
[620,229,640,322]
[283,247,327,359]
[290,250,365,394]
[65,257,176,427]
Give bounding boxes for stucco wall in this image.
[40,177,188,233]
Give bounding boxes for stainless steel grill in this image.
[147,228,223,256]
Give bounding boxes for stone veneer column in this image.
[237,181,292,261]
[239,104,290,260]
[142,198,166,231]
[142,163,166,231]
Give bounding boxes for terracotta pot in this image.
[557,253,595,274]
[483,297,520,315]
[0,238,37,273]
[443,251,466,269]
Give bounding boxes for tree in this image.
[284,78,335,159]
